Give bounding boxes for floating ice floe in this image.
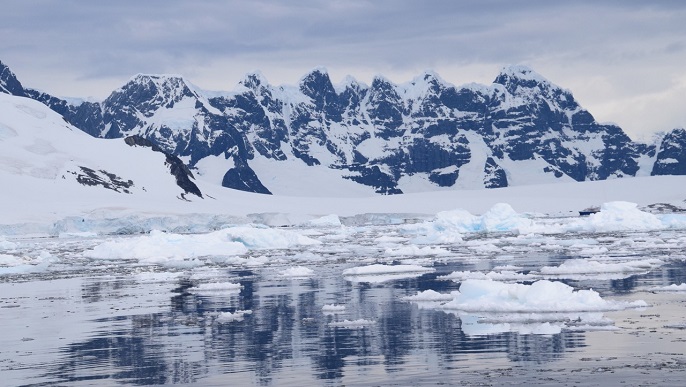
[188,282,243,294]
[408,203,535,244]
[650,283,686,292]
[442,279,647,313]
[539,258,663,276]
[215,310,252,323]
[280,266,315,278]
[439,270,538,282]
[322,304,346,314]
[134,271,183,283]
[567,202,665,233]
[0,250,55,275]
[0,237,18,251]
[402,289,456,302]
[406,202,686,244]
[84,226,320,265]
[342,264,434,283]
[328,319,375,328]
[384,245,450,257]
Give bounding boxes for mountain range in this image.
[1,60,684,196]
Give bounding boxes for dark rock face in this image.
[0,60,26,96]
[2,59,685,195]
[652,128,686,175]
[124,135,203,198]
[71,166,134,194]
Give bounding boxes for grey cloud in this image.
[2,0,686,135]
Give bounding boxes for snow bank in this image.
[443,279,647,312]
[85,226,320,264]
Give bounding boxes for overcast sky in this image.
[2,0,685,139]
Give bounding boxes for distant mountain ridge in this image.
[1,59,684,196]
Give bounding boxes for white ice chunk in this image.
[402,289,456,302]
[540,258,663,275]
[322,304,346,313]
[650,283,686,292]
[385,245,449,257]
[215,310,252,323]
[188,282,242,294]
[567,202,664,232]
[442,279,647,312]
[342,264,434,276]
[328,319,375,328]
[280,266,315,278]
[85,226,320,263]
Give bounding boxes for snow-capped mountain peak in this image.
[2,59,685,197]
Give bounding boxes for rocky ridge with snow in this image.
[1,60,684,195]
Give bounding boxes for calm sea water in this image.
[2,229,686,386]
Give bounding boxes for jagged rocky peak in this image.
[493,64,580,111]
[299,67,335,96]
[335,75,365,93]
[108,73,200,109]
[239,71,269,91]
[494,64,552,89]
[652,128,686,176]
[406,70,449,94]
[0,60,26,96]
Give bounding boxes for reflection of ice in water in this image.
[2,202,686,384]
[405,279,646,335]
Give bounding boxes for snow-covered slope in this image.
[2,59,685,197]
[0,92,208,222]
[1,92,685,232]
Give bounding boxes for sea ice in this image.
[215,310,252,323]
[384,245,450,257]
[402,289,456,302]
[342,264,434,276]
[328,319,375,328]
[0,237,17,250]
[280,266,315,278]
[650,283,686,292]
[85,226,319,264]
[322,304,346,314]
[442,279,647,313]
[539,258,663,275]
[188,282,243,294]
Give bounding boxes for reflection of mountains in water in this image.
[42,268,594,385]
